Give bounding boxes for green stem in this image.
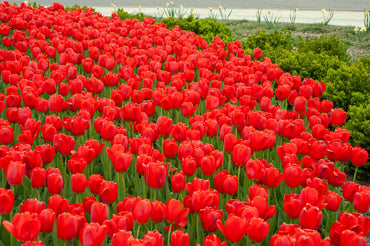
[121,172,126,200]
[142,176,146,199]
[228,153,231,173]
[136,224,141,238]
[167,224,172,246]
[196,213,200,244]
[35,188,41,200]
[353,166,359,182]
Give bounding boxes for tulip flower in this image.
[57,212,83,241]
[171,230,189,246]
[79,223,107,246]
[216,214,248,243]
[99,181,118,204]
[2,212,41,242]
[199,207,223,232]
[47,173,63,195]
[171,172,186,193]
[0,188,15,215]
[133,199,152,225]
[299,204,322,230]
[20,199,45,214]
[5,161,26,186]
[144,162,167,189]
[248,217,270,243]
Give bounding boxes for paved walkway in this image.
[95,6,365,27]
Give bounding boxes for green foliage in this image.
[297,35,349,61]
[116,8,146,22]
[322,56,370,177]
[323,58,370,111]
[344,102,370,177]
[160,16,235,44]
[243,30,294,50]
[65,4,96,13]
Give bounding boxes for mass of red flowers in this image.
[0,2,369,246]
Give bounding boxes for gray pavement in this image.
[8,0,369,27]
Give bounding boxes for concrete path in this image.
[98,6,366,27]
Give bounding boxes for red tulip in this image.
[171,230,189,246]
[325,190,343,212]
[5,161,26,186]
[2,212,41,242]
[232,144,251,168]
[353,190,370,213]
[111,230,133,246]
[104,212,133,238]
[57,212,85,241]
[171,172,186,193]
[71,173,88,194]
[181,102,198,117]
[91,201,108,225]
[144,162,167,189]
[0,188,15,215]
[163,139,178,158]
[299,204,322,230]
[203,234,227,246]
[253,48,263,59]
[164,198,190,226]
[284,164,303,188]
[99,181,118,204]
[200,155,217,176]
[48,194,69,215]
[47,173,63,195]
[133,199,152,224]
[88,174,105,195]
[351,146,368,167]
[293,96,307,113]
[20,199,45,214]
[216,214,248,243]
[150,200,165,223]
[156,116,173,138]
[30,167,46,189]
[53,133,75,155]
[283,193,303,219]
[0,125,13,145]
[248,217,269,243]
[39,209,56,233]
[199,207,223,232]
[330,108,347,126]
[79,223,107,246]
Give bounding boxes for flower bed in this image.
[0,2,369,246]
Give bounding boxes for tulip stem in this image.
[142,176,146,199]
[167,224,172,246]
[136,224,141,238]
[35,188,40,200]
[121,172,126,200]
[353,166,359,183]
[228,153,231,173]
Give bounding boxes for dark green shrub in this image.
[243,30,294,50]
[257,47,344,81]
[323,58,370,111]
[65,4,96,13]
[116,8,146,22]
[344,102,370,177]
[160,16,235,44]
[297,35,349,61]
